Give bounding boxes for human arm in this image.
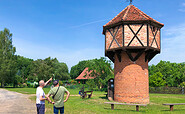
[64,91,70,103]
[45,94,54,104]
[44,77,52,86]
[39,95,47,101]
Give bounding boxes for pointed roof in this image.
[103,5,164,28]
[76,68,95,80]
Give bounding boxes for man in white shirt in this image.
[36,78,52,114]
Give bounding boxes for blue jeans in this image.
[36,104,45,114]
[54,106,64,114]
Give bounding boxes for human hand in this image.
[64,100,67,103]
[52,102,55,104]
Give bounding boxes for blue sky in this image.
[0,0,185,70]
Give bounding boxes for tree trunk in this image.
[1,81,4,88]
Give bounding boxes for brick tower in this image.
[103,5,164,104]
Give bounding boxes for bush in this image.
[22,83,27,88]
[59,81,63,86]
[149,87,182,94]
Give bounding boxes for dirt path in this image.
[0,89,36,114]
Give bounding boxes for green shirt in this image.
[48,86,68,108]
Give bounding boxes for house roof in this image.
[103,5,164,29]
[76,68,95,80]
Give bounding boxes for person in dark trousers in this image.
[46,80,70,114]
[36,78,52,114]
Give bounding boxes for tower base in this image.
[114,52,149,104]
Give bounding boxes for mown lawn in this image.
[5,88,185,114]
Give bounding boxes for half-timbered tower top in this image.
[103,5,164,34]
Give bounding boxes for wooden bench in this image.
[84,91,93,98]
[104,102,147,111]
[163,103,185,111]
[104,93,108,98]
[79,91,93,98]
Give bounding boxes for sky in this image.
[0,0,185,70]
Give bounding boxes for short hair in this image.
[53,80,59,86]
[39,80,45,86]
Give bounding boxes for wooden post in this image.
[170,105,174,111]
[111,104,114,110]
[136,105,139,111]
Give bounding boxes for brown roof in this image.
[76,68,95,80]
[103,5,164,28]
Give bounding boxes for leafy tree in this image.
[0,28,17,87]
[16,55,33,82]
[28,57,70,82]
[87,57,114,89]
[54,62,70,80]
[149,72,166,87]
[149,61,185,87]
[70,60,92,79]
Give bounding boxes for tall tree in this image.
[0,28,16,87]
[87,57,114,89]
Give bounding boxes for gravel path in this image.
[0,89,36,114]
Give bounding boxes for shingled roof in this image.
[76,68,95,80]
[103,5,164,29]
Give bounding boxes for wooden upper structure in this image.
[103,5,164,63]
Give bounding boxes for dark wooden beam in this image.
[127,24,144,47]
[116,50,122,62]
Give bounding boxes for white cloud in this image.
[178,9,185,12]
[182,3,185,7]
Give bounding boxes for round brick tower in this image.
[103,5,164,104]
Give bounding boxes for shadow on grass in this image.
[104,107,146,112]
[161,109,185,112]
[99,96,107,99]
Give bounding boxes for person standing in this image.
[36,78,52,114]
[46,80,70,114]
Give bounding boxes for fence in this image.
[149,87,184,94]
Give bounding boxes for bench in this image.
[84,91,93,98]
[163,103,185,111]
[104,102,147,111]
[104,93,108,98]
[79,91,93,98]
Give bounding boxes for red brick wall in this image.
[114,51,149,104]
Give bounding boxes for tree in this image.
[70,60,92,79]
[149,72,166,87]
[54,62,70,80]
[16,55,33,82]
[28,57,70,82]
[0,28,17,87]
[149,61,185,87]
[87,57,114,89]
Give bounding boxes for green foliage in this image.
[149,61,185,87]
[70,60,92,79]
[149,72,166,87]
[179,82,185,87]
[0,28,17,87]
[59,80,63,86]
[87,57,114,89]
[28,57,70,83]
[86,79,96,90]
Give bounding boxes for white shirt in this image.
[36,87,45,104]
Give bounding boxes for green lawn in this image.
[4,88,185,114]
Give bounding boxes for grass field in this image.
[4,88,185,114]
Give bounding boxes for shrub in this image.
[23,83,27,88]
[59,81,63,86]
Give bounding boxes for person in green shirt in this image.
[46,80,70,114]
